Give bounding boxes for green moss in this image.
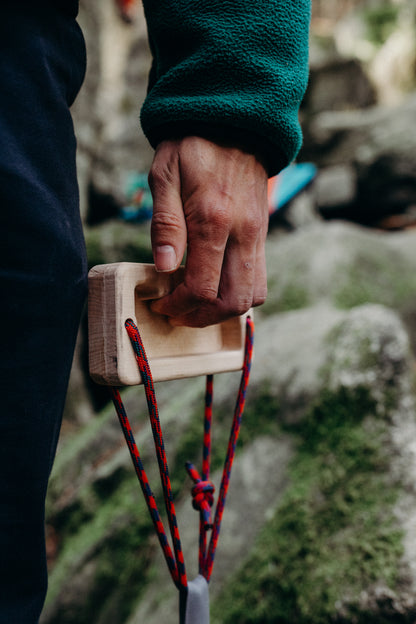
[262,279,310,315]
[82,514,154,624]
[119,94,135,114]
[362,4,399,46]
[212,387,403,624]
[212,382,282,468]
[45,476,155,623]
[46,402,134,537]
[323,322,381,371]
[45,380,207,622]
[334,252,416,310]
[169,402,208,497]
[238,383,281,446]
[167,382,281,509]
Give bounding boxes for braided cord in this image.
[199,374,214,571]
[183,317,254,580]
[202,317,254,581]
[112,319,187,590]
[111,315,254,591]
[111,387,184,587]
[202,374,213,481]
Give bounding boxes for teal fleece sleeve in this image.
[141,0,311,176]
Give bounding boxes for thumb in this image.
[148,148,187,273]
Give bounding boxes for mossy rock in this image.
[262,223,416,316]
[323,304,413,415]
[211,386,405,624]
[46,220,416,623]
[43,378,208,624]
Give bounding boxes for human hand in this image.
[148,136,269,327]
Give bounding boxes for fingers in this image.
[171,255,256,327]
[151,191,231,320]
[149,144,187,272]
[252,244,268,308]
[166,206,267,327]
[152,203,267,327]
[252,200,269,308]
[148,137,269,327]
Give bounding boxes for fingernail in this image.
[154,245,176,272]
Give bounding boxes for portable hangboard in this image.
[88,262,249,386]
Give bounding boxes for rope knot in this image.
[186,462,215,530]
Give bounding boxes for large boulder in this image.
[44,221,416,623]
[263,221,416,315]
[302,95,416,224]
[302,57,376,117]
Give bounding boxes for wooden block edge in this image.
[89,263,251,386]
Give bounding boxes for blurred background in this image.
[41,1,416,622]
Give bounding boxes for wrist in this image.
[148,121,286,178]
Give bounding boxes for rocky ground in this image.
[41,221,416,624]
[40,0,416,622]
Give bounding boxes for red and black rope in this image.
[201,318,254,581]
[111,316,254,591]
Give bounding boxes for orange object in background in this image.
[114,0,138,22]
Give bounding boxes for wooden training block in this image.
[88,263,250,386]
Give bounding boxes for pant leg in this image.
[0,5,87,622]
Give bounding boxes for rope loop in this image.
[111,315,254,591]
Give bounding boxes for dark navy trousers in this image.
[0,3,87,622]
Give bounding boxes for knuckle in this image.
[151,209,183,231]
[253,291,267,307]
[228,296,253,317]
[240,213,261,242]
[148,162,175,192]
[147,166,163,192]
[191,286,218,306]
[190,197,233,233]
[211,205,233,231]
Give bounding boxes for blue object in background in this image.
[120,162,317,223]
[268,162,317,214]
[119,172,153,222]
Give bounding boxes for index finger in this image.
[150,198,231,320]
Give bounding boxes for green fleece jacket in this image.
[141,0,311,176]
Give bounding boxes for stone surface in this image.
[263,221,416,316]
[44,220,416,623]
[303,57,376,116]
[314,164,357,213]
[325,303,413,412]
[302,94,416,224]
[73,0,153,223]
[126,436,294,624]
